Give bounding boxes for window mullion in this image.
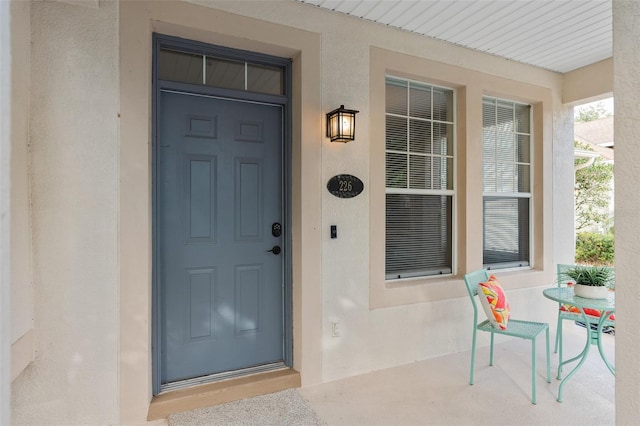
[406,117,411,189]
[430,88,434,191]
[494,102,498,192]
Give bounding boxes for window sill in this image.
[385,273,454,287]
[370,268,551,310]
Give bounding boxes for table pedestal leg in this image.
[557,308,615,402]
[557,317,591,402]
[598,310,615,375]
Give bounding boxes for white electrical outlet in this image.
[331,321,341,337]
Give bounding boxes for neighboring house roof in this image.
[574,116,614,161]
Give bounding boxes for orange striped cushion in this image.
[478,275,510,330]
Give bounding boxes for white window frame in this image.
[384,76,456,280]
[482,96,533,270]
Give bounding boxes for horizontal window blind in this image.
[385,77,454,279]
[482,97,531,269]
[386,194,452,278]
[483,196,530,268]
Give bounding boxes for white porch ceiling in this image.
[296,0,612,73]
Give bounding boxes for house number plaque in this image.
[327,174,364,199]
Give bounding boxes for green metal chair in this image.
[555,263,615,378]
[463,269,551,404]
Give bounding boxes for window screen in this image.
[385,77,454,279]
[482,97,531,269]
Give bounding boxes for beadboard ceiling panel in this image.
[297,0,612,73]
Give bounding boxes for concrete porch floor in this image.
[168,321,615,425]
[299,321,615,425]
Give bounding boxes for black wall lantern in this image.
[326,105,359,143]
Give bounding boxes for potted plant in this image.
[564,265,614,299]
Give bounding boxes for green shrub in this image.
[575,232,614,266]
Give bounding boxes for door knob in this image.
[266,245,281,255]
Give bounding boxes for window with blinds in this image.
[482,97,531,269]
[385,77,454,279]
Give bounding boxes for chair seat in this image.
[477,319,548,339]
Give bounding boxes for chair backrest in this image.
[557,263,615,289]
[463,269,490,321]
[557,264,575,287]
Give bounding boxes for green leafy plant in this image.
[574,142,614,233]
[575,232,614,265]
[564,265,614,288]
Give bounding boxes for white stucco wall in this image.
[553,104,577,265]
[11,1,120,424]
[563,59,613,105]
[613,1,640,422]
[1,1,12,423]
[9,0,34,383]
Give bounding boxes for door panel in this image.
[185,157,216,241]
[158,91,284,385]
[236,159,262,240]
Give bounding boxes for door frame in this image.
[151,33,293,395]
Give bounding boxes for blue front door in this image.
[157,91,284,385]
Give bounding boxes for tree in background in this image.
[574,141,614,232]
[575,142,614,266]
[574,141,614,266]
[575,101,612,123]
[573,100,615,265]
[573,100,614,233]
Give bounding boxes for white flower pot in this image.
[574,284,609,299]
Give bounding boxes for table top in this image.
[543,287,615,311]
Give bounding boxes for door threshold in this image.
[147,368,301,421]
[160,362,287,394]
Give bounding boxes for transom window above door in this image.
[158,48,285,96]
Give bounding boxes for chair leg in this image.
[545,326,551,383]
[531,338,537,404]
[554,314,561,353]
[470,328,477,385]
[558,320,564,380]
[489,332,495,366]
